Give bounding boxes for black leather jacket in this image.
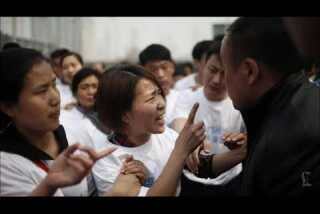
[239,72,320,195]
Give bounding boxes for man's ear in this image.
[241,58,260,85]
[167,61,175,74]
[193,60,201,71]
[0,103,16,118]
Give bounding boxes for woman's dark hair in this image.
[0,48,49,129]
[60,51,84,66]
[96,64,165,133]
[71,67,101,96]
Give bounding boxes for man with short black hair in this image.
[174,40,213,91]
[50,48,70,82]
[139,44,190,127]
[2,42,21,50]
[220,17,320,195]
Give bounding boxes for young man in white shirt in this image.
[174,40,213,91]
[50,49,70,87]
[172,40,247,196]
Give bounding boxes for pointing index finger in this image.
[186,102,199,125]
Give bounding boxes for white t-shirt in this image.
[0,152,63,196]
[0,153,93,196]
[92,127,179,196]
[165,89,180,126]
[0,130,93,197]
[56,82,76,109]
[174,73,197,91]
[166,89,194,126]
[0,106,107,197]
[60,107,112,196]
[173,87,245,185]
[60,107,108,150]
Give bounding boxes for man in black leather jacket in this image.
[219,17,320,195]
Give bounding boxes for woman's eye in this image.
[37,88,47,94]
[210,69,217,73]
[147,97,155,102]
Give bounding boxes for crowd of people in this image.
[0,17,319,196]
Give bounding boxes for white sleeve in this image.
[0,153,63,196]
[92,155,121,196]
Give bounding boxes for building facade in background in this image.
[1,17,237,63]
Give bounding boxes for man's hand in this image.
[222,133,247,150]
[222,133,247,161]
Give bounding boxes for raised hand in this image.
[175,103,206,159]
[46,143,116,189]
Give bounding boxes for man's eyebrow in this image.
[32,77,56,90]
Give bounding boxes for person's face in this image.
[203,54,227,101]
[124,78,166,136]
[52,57,63,79]
[220,35,251,110]
[62,55,83,85]
[77,75,99,110]
[6,61,60,132]
[144,60,174,95]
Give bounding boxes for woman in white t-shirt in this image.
[138,44,193,128]
[93,64,206,196]
[60,67,110,150]
[0,48,117,196]
[171,40,247,196]
[57,51,84,109]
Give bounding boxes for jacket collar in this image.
[240,72,306,144]
[0,124,68,160]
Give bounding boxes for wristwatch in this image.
[198,150,215,179]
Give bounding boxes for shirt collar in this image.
[0,124,69,161]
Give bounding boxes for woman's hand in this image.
[106,173,141,196]
[175,103,206,160]
[45,144,116,190]
[121,156,149,185]
[185,142,203,174]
